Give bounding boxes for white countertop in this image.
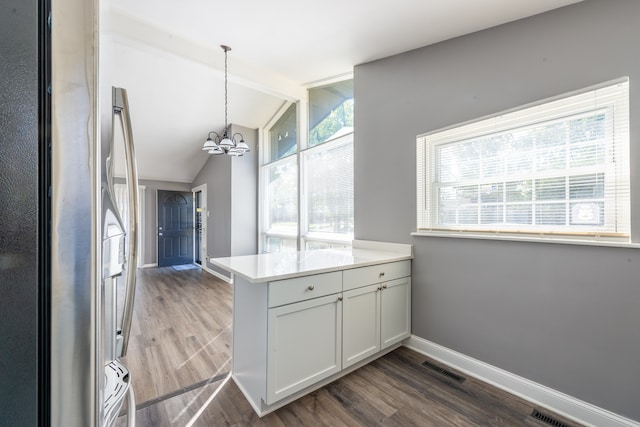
[209,240,413,283]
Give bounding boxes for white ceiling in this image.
[100,0,582,183]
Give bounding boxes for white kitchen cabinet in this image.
[342,261,411,369]
[212,240,413,417]
[380,276,411,349]
[342,283,381,368]
[266,293,342,404]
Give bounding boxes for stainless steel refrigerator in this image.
[1,0,139,425]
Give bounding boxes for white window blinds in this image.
[301,133,354,239]
[417,79,630,241]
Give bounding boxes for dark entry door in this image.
[157,190,193,267]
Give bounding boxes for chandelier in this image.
[202,45,249,156]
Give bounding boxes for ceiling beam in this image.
[101,9,307,102]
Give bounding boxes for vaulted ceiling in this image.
[100,0,582,183]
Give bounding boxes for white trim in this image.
[202,264,233,284]
[352,239,413,256]
[139,185,145,268]
[141,263,157,269]
[405,336,640,427]
[192,183,207,268]
[411,231,640,249]
[303,71,354,89]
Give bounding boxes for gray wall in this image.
[192,149,232,276]
[230,125,259,257]
[354,0,640,421]
[0,1,39,424]
[192,124,258,276]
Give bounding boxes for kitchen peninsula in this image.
[210,240,413,416]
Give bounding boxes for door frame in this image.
[192,183,207,266]
[156,190,194,267]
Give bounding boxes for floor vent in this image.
[530,409,571,427]
[421,360,466,383]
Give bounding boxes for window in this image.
[262,104,299,253]
[260,80,354,253]
[268,103,297,162]
[309,80,354,147]
[301,132,354,246]
[417,79,630,243]
[262,156,298,252]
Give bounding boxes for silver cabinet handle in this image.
[308,285,315,291]
[114,87,140,358]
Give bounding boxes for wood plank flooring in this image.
[117,266,584,427]
[119,347,584,427]
[120,266,232,404]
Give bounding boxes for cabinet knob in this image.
[307,285,315,291]
[377,286,382,291]
[338,296,343,301]
[382,284,388,289]
[379,272,385,277]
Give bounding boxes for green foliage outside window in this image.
[309,99,354,147]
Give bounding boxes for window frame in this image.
[415,78,634,246]
[259,78,355,253]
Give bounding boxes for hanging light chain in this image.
[202,44,249,156]
[222,45,230,135]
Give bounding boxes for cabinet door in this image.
[381,277,411,349]
[342,284,380,369]
[266,294,342,404]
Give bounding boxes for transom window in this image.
[417,79,630,242]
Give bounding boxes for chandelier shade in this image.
[202,45,249,157]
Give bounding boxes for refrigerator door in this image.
[51,0,139,426]
[51,0,102,425]
[0,0,43,425]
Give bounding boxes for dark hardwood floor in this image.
[117,266,584,427]
[120,266,232,404]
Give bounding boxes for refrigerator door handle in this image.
[113,87,140,357]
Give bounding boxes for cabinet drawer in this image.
[343,260,410,291]
[269,271,342,308]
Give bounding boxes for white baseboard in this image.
[202,265,232,284]
[405,336,639,427]
[141,263,157,268]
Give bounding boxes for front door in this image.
[157,190,193,267]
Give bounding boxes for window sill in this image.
[411,230,640,249]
